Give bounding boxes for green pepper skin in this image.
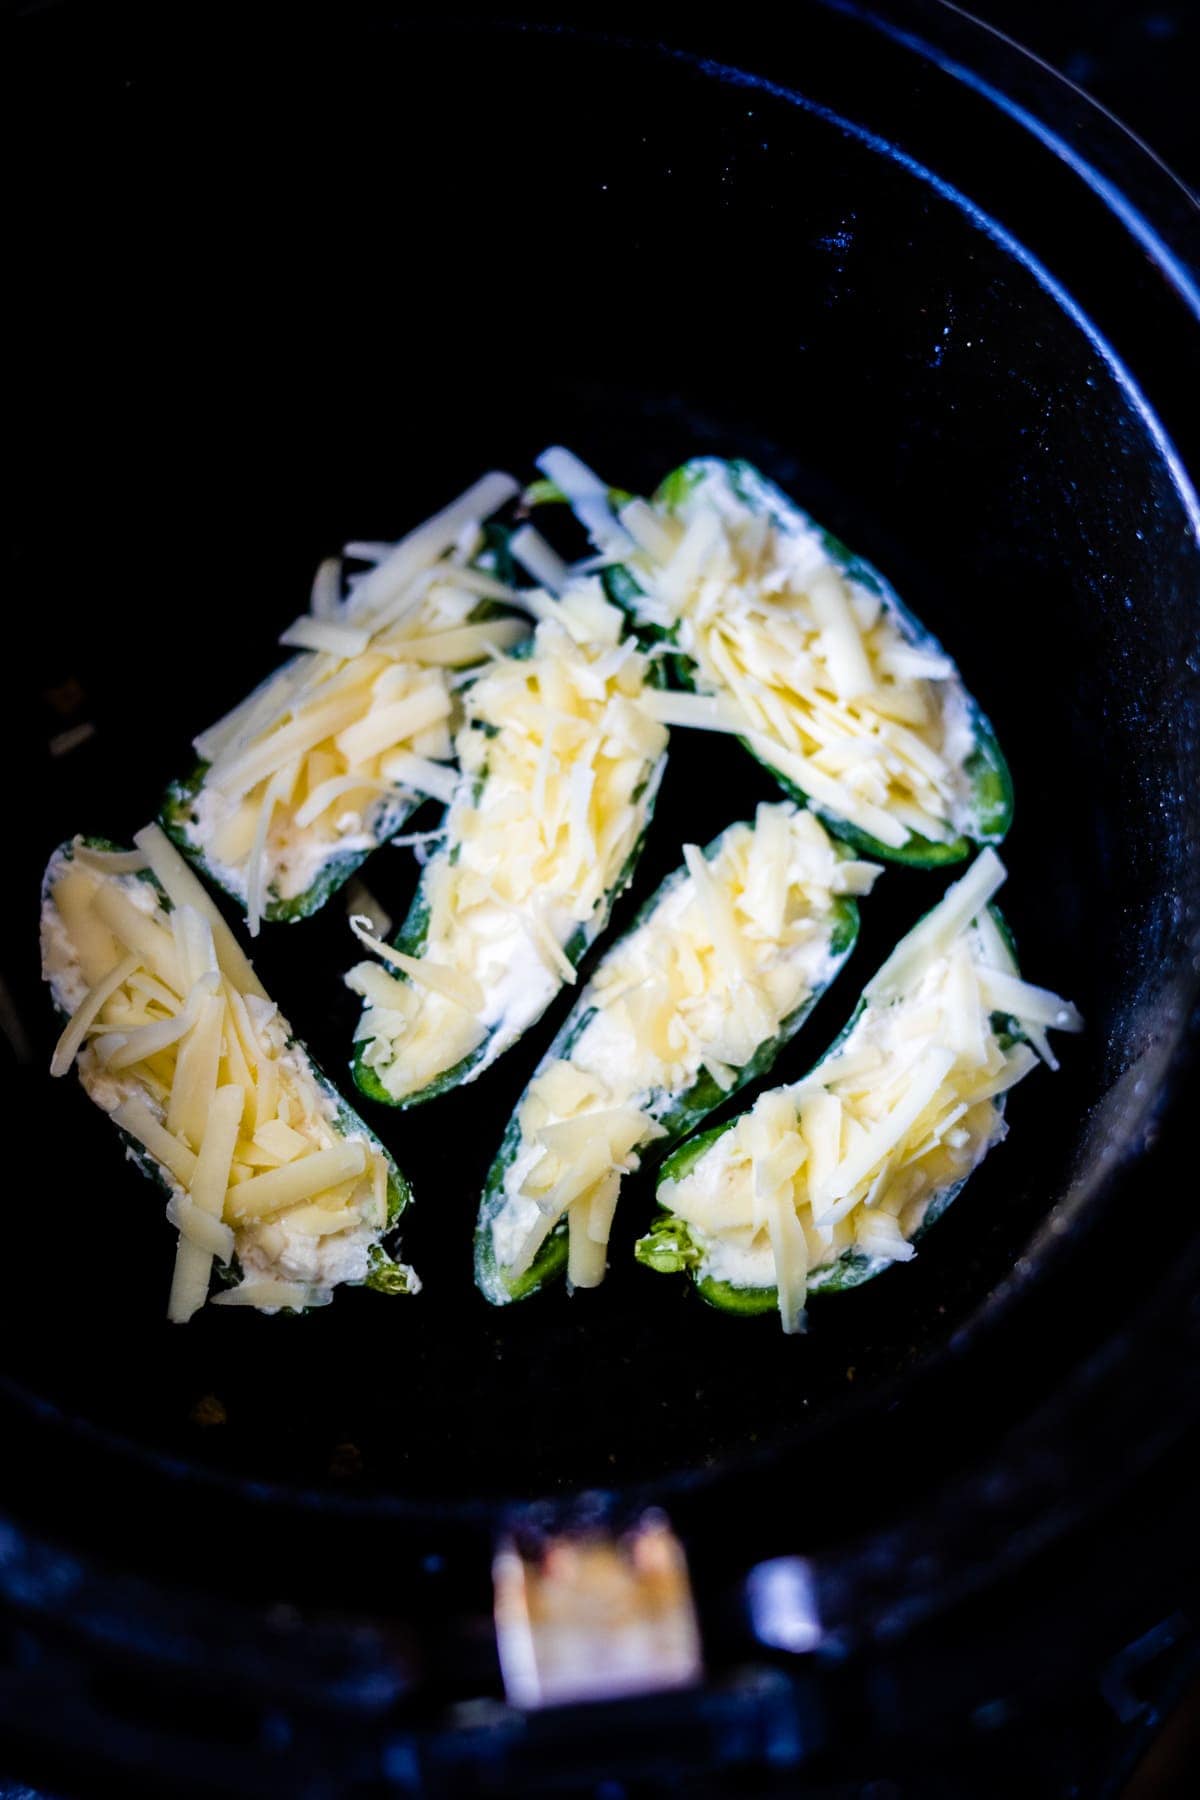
[473,823,862,1307]
[638,903,1023,1316]
[521,479,635,511]
[602,459,1013,867]
[42,838,416,1308]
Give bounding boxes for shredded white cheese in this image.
[348,585,668,1103]
[553,453,995,853]
[41,835,412,1320]
[485,804,880,1297]
[658,852,1081,1332]
[175,474,528,932]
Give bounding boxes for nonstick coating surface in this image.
[4,11,1198,1567]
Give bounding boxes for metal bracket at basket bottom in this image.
[492,1512,704,1709]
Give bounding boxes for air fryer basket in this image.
[2,3,1198,1792]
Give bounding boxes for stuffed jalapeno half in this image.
[637,848,1081,1331]
[163,472,531,934]
[475,802,880,1303]
[347,578,669,1107]
[41,825,417,1321]
[536,448,1012,866]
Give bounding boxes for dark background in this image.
[965,1,1198,190]
[962,23,1196,1791]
